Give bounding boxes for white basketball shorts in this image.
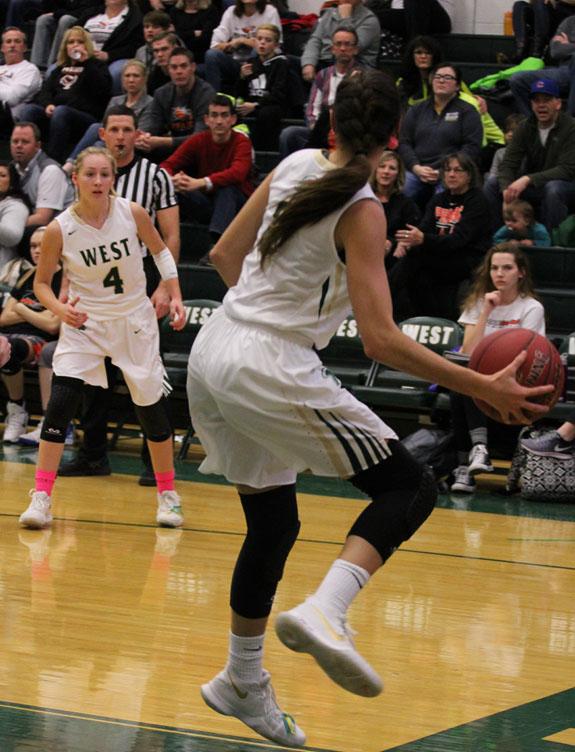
[53,301,169,406]
[187,308,397,488]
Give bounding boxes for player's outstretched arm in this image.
[340,200,552,424]
[209,171,274,287]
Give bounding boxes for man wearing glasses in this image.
[398,63,482,208]
[300,0,380,82]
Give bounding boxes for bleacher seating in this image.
[3,29,574,454]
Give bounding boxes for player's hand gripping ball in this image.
[469,328,564,422]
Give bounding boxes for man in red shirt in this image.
[161,94,254,239]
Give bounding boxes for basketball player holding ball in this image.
[19,147,186,531]
[450,244,546,494]
[187,71,553,747]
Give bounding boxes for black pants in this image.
[450,391,487,453]
[387,245,473,321]
[378,0,451,40]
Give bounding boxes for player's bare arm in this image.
[340,200,552,423]
[209,171,274,287]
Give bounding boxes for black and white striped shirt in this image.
[115,156,177,224]
[115,156,177,258]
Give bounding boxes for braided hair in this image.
[259,69,400,267]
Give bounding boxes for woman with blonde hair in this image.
[18,146,186,530]
[18,27,112,164]
[63,58,153,171]
[370,149,420,260]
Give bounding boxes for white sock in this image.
[226,631,265,684]
[309,558,370,622]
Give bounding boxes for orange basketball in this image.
[468,328,564,422]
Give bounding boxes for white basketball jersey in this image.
[56,197,148,320]
[224,149,378,350]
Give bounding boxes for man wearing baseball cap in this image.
[509,13,575,117]
[483,77,575,231]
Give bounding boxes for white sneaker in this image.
[468,444,494,475]
[3,401,28,443]
[19,490,52,529]
[156,490,184,527]
[201,668,306,748]
[450,465,476,493]
[19,418,44,447]
[275,599,383,697]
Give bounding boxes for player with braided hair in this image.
[186,69,552,746]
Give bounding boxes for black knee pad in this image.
[134,398,172,443]
[349,441,437,562]
[0,337,29,375]
[231,484,301,619]
[42,376,83,443]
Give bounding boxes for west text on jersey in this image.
[78,238,131,267]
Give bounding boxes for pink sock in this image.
[35,469,57,495]
[155,470,175,494]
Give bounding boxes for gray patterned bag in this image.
[507,428,575,502]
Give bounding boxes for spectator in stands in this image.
[30,0,103,71]
[389,151,492,320]
[279,27,361,157]
[0,226,61,445]
[168,0,222,64]
[0,160,29,270]
[18,26,112,164]
[161,93,254,239]
[396,39,503,174]
[396,34,443,109]
[83,0,144,93]
[63,58,153,171]
[370,149,420,264]
[376,0,452,43]
[493,199,551,246]
[514,0,575,60]
[488,113,524,179]
[235,24,289,150]
[148,31,179,93]
[398,63,483,208]
[0,28,42,136]
[484,78,575,233]
[300,0,379,82]
[205,0,282,93]
[522,415,575,456]
[135,9,172,68]
[0,1,43,28]
[10,122,74,227]
[509,13,575,116]
[59,104,180,482]
[450,244,545,493]
[137,47,215,159]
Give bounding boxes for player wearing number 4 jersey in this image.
[187,70,554,747]
[19,146,187,531]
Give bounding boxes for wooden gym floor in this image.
[0,436,574,752]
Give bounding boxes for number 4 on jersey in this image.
[103,266,124,295]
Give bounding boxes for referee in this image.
[59,105,180,484]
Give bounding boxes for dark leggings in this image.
[378,0,451,40]
[450,391,487,453]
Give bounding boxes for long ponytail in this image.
[259,69,400,267]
